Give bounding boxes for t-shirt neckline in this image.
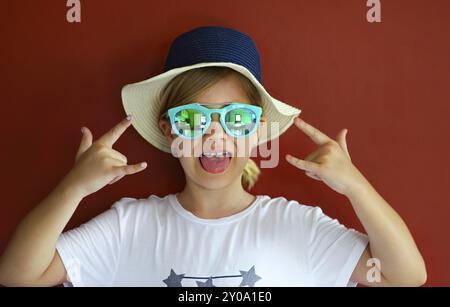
[168,193,262,225]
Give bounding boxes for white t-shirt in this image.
[56,194,369,287]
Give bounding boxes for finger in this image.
[306,171,321,181]
[108,174,124,185]
[76,127,93,162]
[304,152,321,180]
[285,154,320,174]
[294,118,332,145]
[96,114,133,148]
[108,149,128,164]
[304,150,320,162]
[113,161,148,177]
[336,128,351,160]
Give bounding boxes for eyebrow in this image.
[199,101,248,106]
[199,102,230,107]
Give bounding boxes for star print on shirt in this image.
[162,265,262,287]
[239,265,262,287]
[196,277,215,287]
[163,269,185,287]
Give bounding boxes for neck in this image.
[177,176,256,219]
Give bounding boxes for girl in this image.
[0,26,426,287]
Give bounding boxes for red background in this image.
[1,0,449,286]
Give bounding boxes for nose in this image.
[203,114,226,143]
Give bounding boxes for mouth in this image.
[198,151,232,174]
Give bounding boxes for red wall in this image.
[1,0,449,286]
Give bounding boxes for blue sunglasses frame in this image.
[167,102,263,139]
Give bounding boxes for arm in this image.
[286,117,426,287]
[0,179,82,286]
[0,115,147,287]
[348,177,427,286]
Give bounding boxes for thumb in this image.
[305,171,321,181]
[76,127,93,162]
[336,128,351,160]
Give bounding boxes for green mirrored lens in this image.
[174,109,207,137]
[225,108,257,136]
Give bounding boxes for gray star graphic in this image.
[239,265,262,287]
[163,269,185,287]
[196,277,216,287]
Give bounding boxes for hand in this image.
[285,117,368,196]
[61,115,147,199]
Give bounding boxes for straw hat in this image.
[121,26,301,153]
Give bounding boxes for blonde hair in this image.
[158,66,262,190]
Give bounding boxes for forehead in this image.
[194,73,250,106]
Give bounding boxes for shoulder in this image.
[108,194,173,221]
[256,195,356,241]
[255,194,327,226]
[257,194,324,216]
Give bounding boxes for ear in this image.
[159,118,175,143]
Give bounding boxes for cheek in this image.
[178,156,197,169]
[233,157,249,171]
[169,137,204,157]
[234,134,258,157]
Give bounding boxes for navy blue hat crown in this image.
[163,26,263,85]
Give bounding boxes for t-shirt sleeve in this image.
[55,197,134,287]
[302,206,369,287]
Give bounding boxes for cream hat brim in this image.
[121,62,301,153]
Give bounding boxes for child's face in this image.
[159,73,265,190]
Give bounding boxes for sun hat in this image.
[121,25,301,153]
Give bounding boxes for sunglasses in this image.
[166,102,263,139]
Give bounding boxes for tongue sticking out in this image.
[199,155,231,174]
